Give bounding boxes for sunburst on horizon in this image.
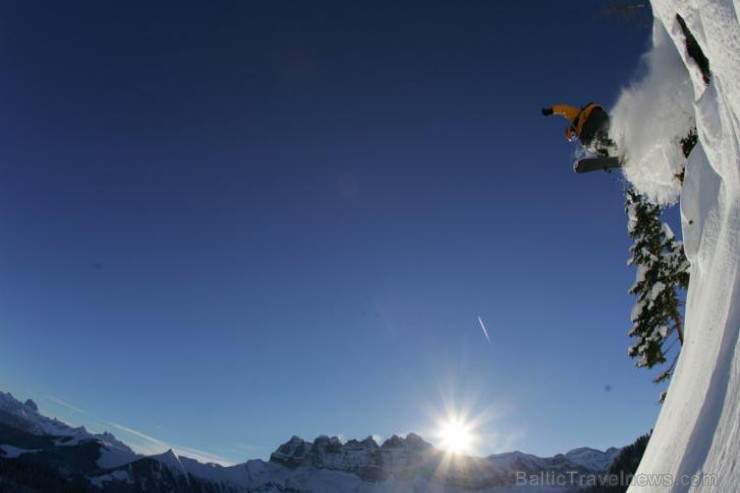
[435,414,477,456]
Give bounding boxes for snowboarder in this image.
[541,103,613,156]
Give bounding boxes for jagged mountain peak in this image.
[23,399,38,412]
[270,432,431,465]
[152,448,186,473]
[346,435,379,449]
[382,432,429,449]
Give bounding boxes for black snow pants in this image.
[579,106,611,149]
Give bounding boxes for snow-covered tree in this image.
[625,187,690,401]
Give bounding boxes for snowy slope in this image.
[613,1,740,491]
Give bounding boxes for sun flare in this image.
[437,417,475,455]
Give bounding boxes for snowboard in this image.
[574,156,622,174]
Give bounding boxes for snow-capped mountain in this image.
[0,391,138,469]
[0,391,624,492]
[267,434,621,489]
[563,448,621,472]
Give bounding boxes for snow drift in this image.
[617,1,740,491]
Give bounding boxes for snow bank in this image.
[0,444,39,458]
[610,18,696,205]
[89,470,132,488]
[624,1,740,491]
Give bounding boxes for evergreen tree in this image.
[675,128,698,183]
[625,188,690,401]
[580,432,651,493]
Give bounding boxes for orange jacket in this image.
[550,103,603,141]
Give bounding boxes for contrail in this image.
[477,316,491,344]
[46,395,87,414]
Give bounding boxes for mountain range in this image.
[0,391,622,492]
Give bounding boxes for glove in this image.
[541,107,553,116]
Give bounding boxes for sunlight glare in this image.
[437,416,475,455]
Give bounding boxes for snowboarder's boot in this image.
[593,136,617,158]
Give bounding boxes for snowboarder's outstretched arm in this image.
[542,105,580,141]
[541,105,580,121]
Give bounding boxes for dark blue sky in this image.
[0,1,662,463]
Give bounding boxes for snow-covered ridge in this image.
[564,447,622,472]
[617,1,740,491]
[0,391,84,437]
[0,391,127,448]
[0,390,137,467]
[485,447,620,476]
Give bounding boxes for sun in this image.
[437,417,475,455]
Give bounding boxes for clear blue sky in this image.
[0,1,666,464]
